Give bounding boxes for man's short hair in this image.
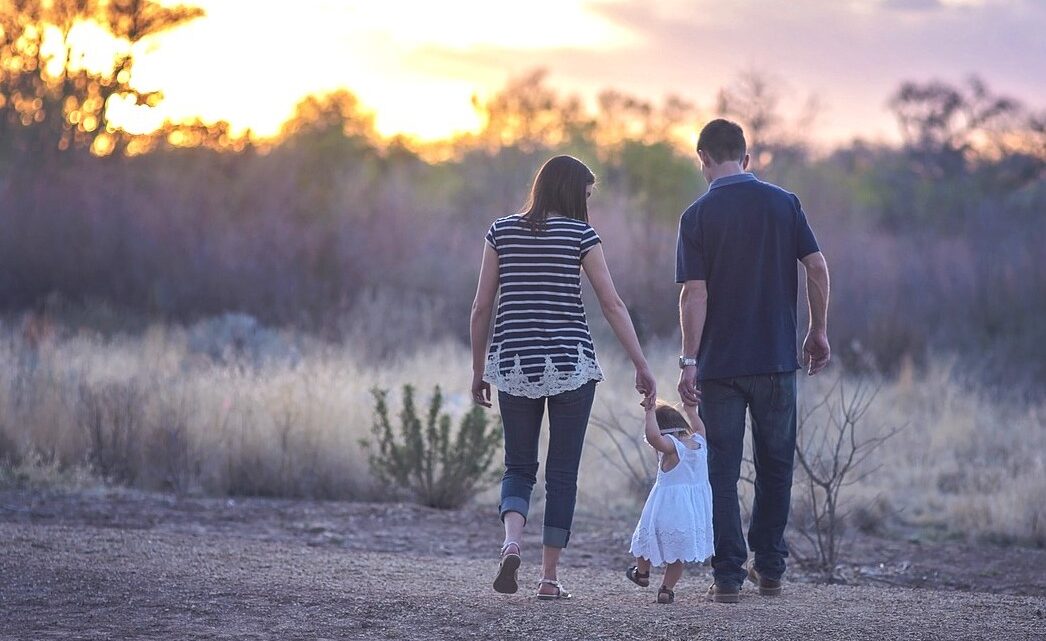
[697,119,746,164]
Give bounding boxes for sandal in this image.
[626,566,650,587]
[656,586,675,604]
[493,542,521,594]
[536,579,572,600]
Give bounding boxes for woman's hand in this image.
[635,365,657,408]
[472,375,492,408]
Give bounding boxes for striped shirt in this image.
[482,214,605,398]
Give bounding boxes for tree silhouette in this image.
[715,70,817,169]
[472,69,590,152]
[888,76,1031,176]
[0,0,203,160]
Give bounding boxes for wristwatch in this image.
[678,356,697,369]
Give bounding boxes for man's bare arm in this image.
[800,251,831,375]
[678,280,708,404]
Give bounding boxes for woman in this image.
[470,155,656,599]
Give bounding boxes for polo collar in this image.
[708,172,757,190]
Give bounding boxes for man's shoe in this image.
[705,581,741,603]
[747,564,783,596]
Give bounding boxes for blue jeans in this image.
[497,380,597,548]
[700,371,797,587]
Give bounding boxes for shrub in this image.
[77,381,146,484]
[363,385,501,509]
[790,379,900,582]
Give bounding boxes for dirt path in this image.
[2,490,1045,640]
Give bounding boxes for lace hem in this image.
[630,526,714,566]
[484,344,604,399]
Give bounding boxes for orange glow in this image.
[104,0,636,141]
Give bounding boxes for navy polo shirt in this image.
[675,173,820,381]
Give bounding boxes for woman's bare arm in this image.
[581,245,655,402]
[469,243,499,406]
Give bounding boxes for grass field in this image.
[1,317,1042,546]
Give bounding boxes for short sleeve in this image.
[793,195,820,259]
[579,225,601,258]
[485,223,498,250]
[675,209,706,283]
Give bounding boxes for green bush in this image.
[362,385,502,509]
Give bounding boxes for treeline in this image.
[1,1,1044,395]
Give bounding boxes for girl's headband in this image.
[659,426,689,435]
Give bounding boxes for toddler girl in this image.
[626,401,714,603]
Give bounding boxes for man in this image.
[675,119,831,603]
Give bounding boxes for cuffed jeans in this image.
[497,380,597,548]
[700,371,797,587]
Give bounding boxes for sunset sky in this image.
[110,0,1046,146]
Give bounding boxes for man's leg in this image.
[700,377,749,588]
[746,371,798,581]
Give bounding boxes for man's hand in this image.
[802,329,831,376]
[677,366,701,406]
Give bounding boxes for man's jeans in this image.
[497,380,597,548]
[700,371,797,587]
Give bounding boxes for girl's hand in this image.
[472,375,492,408]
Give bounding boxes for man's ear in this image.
[697,149,709,166]
[742,153,751,170]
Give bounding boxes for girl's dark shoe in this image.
[493,542,521,594]
[626,566,650,587]
[656,585,675,604]
[747,564,783,596]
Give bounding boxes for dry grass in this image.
[0,321,1042,545]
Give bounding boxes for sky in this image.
[107,0,1046,146]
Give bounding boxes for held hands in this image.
[635,365,657,410]
[802,328,831,376]
[471,374,492,408]
[677,366,701,406]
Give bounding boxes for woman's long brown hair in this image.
[520,155,595,231]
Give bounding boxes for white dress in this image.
[629,434,715,566]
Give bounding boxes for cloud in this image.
[410,0,1045,142]
[880,0,943,11]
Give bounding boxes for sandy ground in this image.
[1,489,1045,640]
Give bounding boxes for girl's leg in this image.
[662,561,684,589]
[636,557,652,574]
[539,381,597,594]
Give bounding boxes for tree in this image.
[715,70,816,170]
[472,69,590,152]
[0,0,203,160]
[888,76,1027,176]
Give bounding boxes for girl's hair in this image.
[520,155,595,231]
[655,401,693,435]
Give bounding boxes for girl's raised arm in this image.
[682,404,706,438]
[644,407,676,455]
